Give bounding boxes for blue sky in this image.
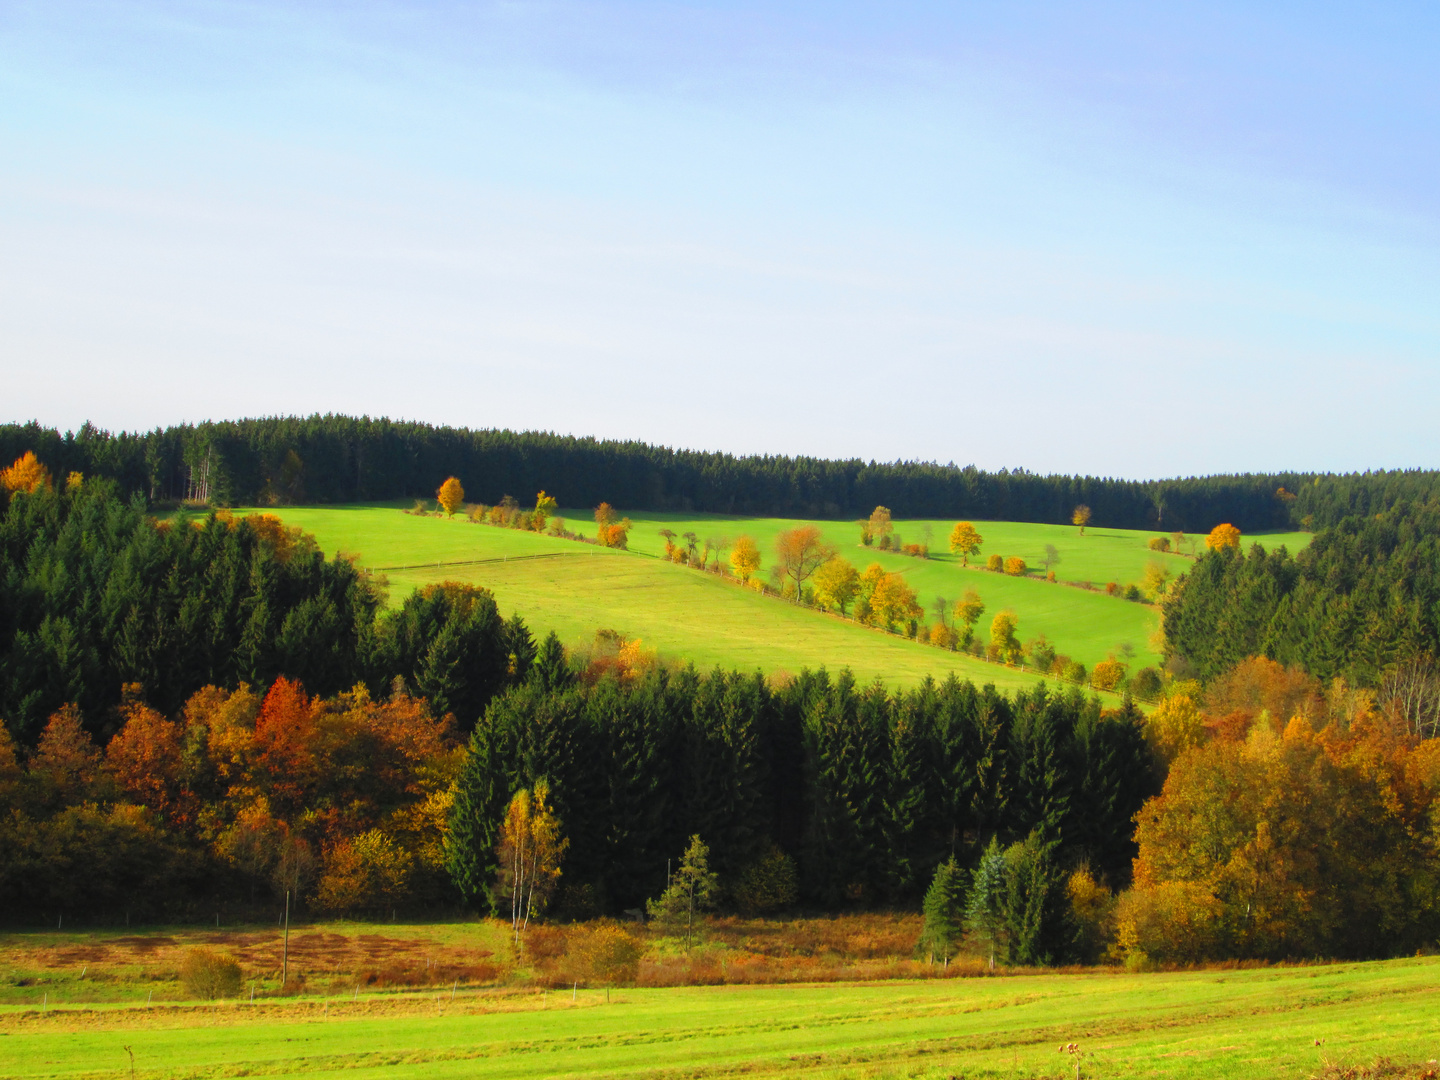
[2,2,1437,477]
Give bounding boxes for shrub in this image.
[180,947,242,999]
[1045,570,1056,582]
[732,846,800,915]
[1147,536,1171,552]
[929,624,958,651]
[1124,584,1142,602]
[986,553,1004,572]
[1104,581,1119,595]
[1067,868,1115,964]
[1003,556,1027,576]
[1024,635,1056,673]
[1091,659,1126,691]
[1113,882,1223,965]
[1130,667,1163,700]
[566,923,643,986]
[1061,660,1087,684]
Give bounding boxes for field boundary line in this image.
[372,551,605,572]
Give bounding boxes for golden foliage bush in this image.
[565,923,643,986]
[1091,659,1126,691]
[1113,881,1223,966]
[180,946,243,999]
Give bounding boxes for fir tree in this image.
[919,857,967,963]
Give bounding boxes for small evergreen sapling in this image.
[647,835,719,951]
[919,857,967,965]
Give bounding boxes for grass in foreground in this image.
[2,922,1434,1080]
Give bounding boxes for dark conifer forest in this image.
[6,415,1439,530]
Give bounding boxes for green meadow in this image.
[234,503,1308,691]
[4,952,1434,1079]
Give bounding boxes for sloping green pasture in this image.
[235,506,1044,693]
[4,956,1434,1079]
[233,504,1308,687]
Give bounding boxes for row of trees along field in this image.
[8,416,1440,529]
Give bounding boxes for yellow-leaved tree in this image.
[952,589,986,641]
[1206,523,1241,551]
[989,610,1021,664]
[1072,504,1092,534]
[867,506,894,549]
[532,491,558,532]
[497,780,568,946]
[437,476,465,517]
[813,556,860,615]
[1,451,52,496]
[948,521,983,565]
[870,571,922,631]
[730,535,761,583]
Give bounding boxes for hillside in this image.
[239,502,1309,689]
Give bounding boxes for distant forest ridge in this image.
[4,416,1437,532]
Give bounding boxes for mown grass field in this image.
[233,503,1309,691]
[2,920,1433,1080]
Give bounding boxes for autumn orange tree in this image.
[1126,715,1437,960]
[1205,522,1241,550]
[948,521,983,565]
[593,502,633,548]
[1,451,52,496]
[1072,505,1092,534]
[774,525,837,600]
[437,476,465,516]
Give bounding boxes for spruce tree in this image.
[445,718,508,912]
[966,837,1008,969]
[1000,829,1073,967]
[919,857,966,963]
